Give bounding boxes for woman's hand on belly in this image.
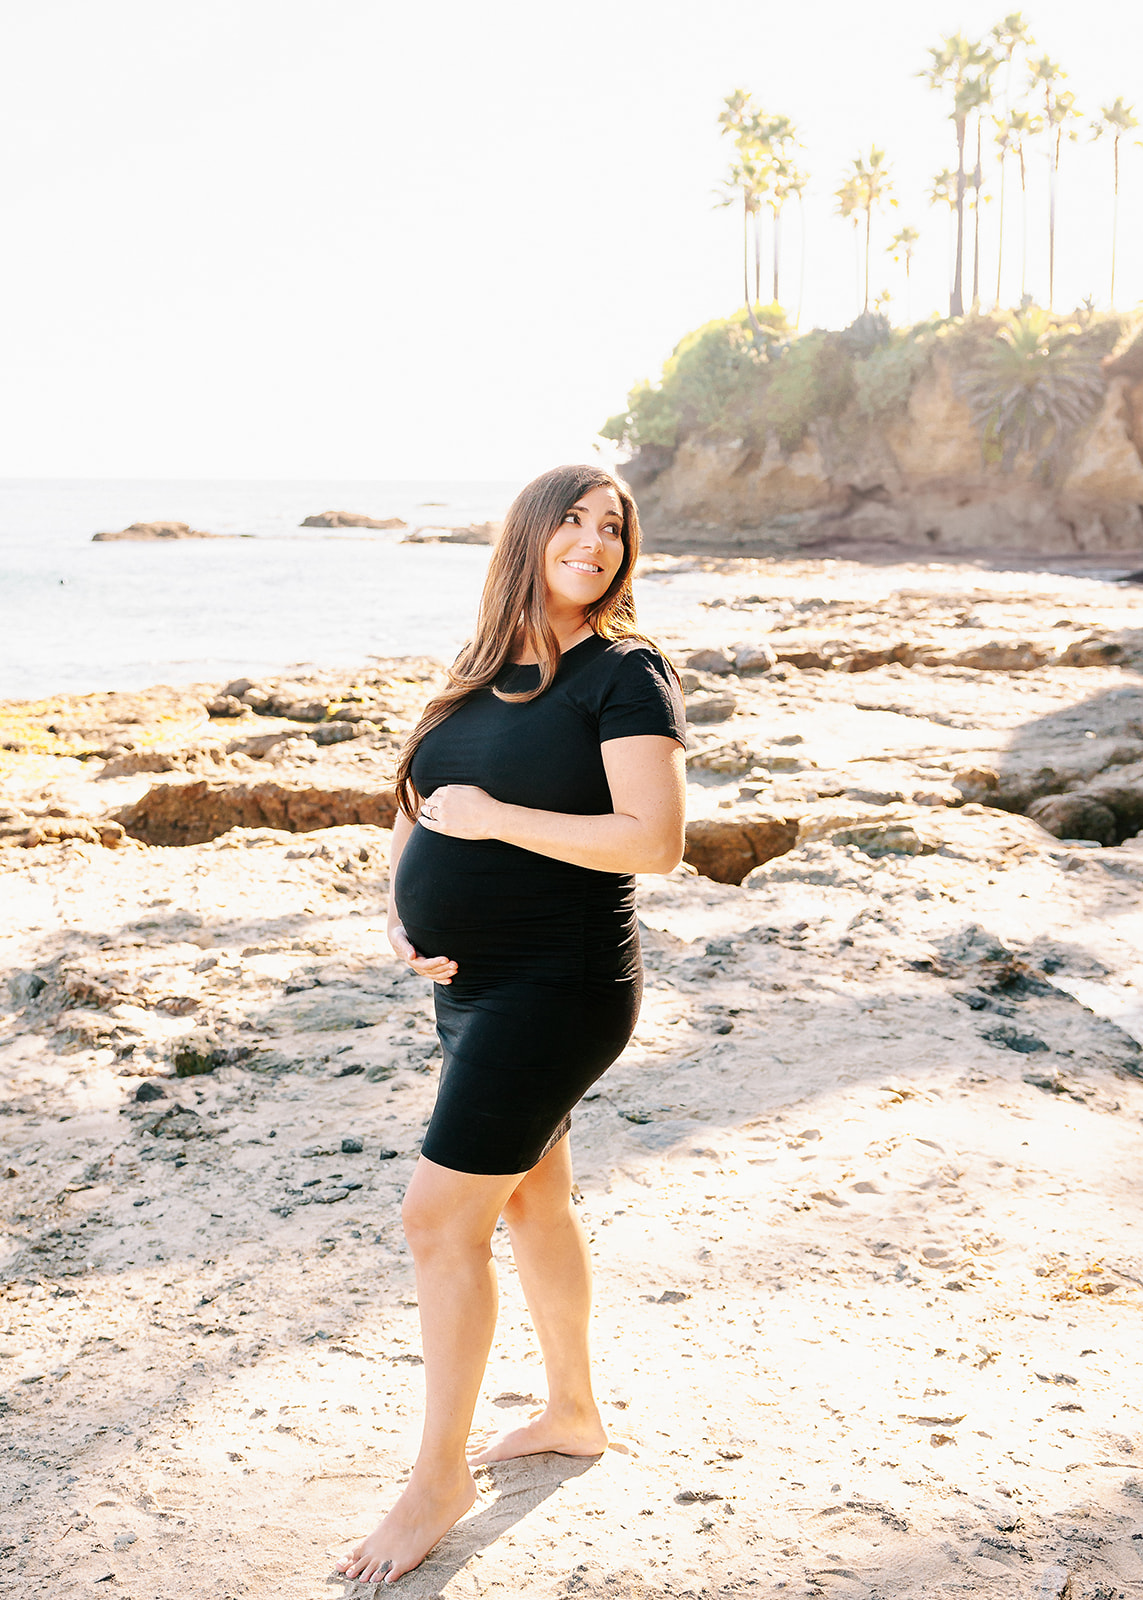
[418,784,503,840]
[387,918,458,985]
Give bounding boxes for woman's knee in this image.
[501,1177,573,1232]
[401,1177,501,1258]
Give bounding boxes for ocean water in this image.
[0,478,515,700]
[0,478,734,701]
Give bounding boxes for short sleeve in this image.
[596,645,687,746]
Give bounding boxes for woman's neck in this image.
[511,616,593,665]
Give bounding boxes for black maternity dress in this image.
[393,634,687,1176]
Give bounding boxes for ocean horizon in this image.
[0,477,737,702]
[0,477,521,700]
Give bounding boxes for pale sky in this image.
[1,0,1140,482]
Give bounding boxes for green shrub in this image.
[955,309,1110,481]
[853,335,933,420]
[762,331,854,450]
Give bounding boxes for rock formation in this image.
[300,511,407,529]
[92,521,224,542]
[113,779,398,846]
[628,355,1143,555]
[402,522,499,545]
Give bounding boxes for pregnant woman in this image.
[338,464,686,1585]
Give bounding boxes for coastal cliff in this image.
[610,310,1143,556]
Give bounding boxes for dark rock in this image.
[340,1136,364,1154]
[20,818,125,849]
[683,813,798,884]
[377,1148,399,1161]
[301,511,406,529]
[134,1080,168,1102]
[306,720,373,746]
[685,691,737,724]
[144,1105,209,1140]
[675,1487,723,1502]
[8,972,47,1005]
[92,520,222,542]
[115,779,398,846]
[685,648,735,675]
[732,641,776,673]
[173,1037,224,1077]
[1027,794,1117,846]
[313,1187,349,1203]
[336,1062,365,1077]
[206,695,248,718]
[1059,635,1124,666]
[981,1025,1050,1054]
[402,521,498,545]
[1023,1071,1071,1094]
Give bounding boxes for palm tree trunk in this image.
[952,116,967,316]
[742,195,751,308]
[1018,149,1028,300]
[971,117,982,308]
[995,150,1007,309]
[742,195,765,346]
[1111,135,1120,308]
[1049,129,1059,310]
[863,206,871,312]
[754,208,762,304]
[772,204,781,304]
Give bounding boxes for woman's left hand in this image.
[418,785,503,840]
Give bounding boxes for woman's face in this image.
[542,483,626,617]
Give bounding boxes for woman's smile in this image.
[544,483,625,612]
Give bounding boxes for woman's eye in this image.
[562,511,579,524]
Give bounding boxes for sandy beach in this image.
[3,553,1143,1600]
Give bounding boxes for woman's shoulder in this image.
[571,635,686,740]
[586,635,678,676]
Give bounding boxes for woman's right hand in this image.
[388,918,458,985]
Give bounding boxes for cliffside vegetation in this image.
[602,307,1139,487]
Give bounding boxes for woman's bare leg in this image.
[469,1135,607,1463]
[338,1156,523,1585]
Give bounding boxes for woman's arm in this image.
[416,734,685,874]
[387,808,458,984]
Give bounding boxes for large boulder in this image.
[683,813,799,884]
[114,780,398,846]
[685,691,737,724]
[301,511,407,529]
[402,522,499,545]
[92,521,221,541]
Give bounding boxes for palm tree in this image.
[988,12,1035,309]
[719,155,770,330]
[1004,106,1042,300]
[836,148,894,313]
[929,168,959,303]
[717,91,773,340]
[836,174,864,314]
[961,72,996,308]
[758,112,807,305]
[920,32,995,315]
[1091,97,1139,307]
[957,307,1106,479]
[887,225,920,320]
[1028,56,1081,309]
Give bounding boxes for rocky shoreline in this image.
[3,554,1143,1598]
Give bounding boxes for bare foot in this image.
[336,1470,477,1585]
[468,1405,608,1465]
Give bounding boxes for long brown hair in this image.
[395,463,657,820]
